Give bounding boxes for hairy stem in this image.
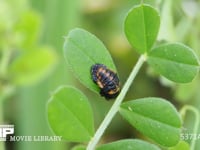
[180,105,200,150]
[87,55,146,150]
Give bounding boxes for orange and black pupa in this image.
[91,64,120,100]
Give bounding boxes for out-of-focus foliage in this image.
[0,0,57,90]
[168,140,190,150]
[9,47,57,85]
[0,0,67,150]
[0,0,59,150]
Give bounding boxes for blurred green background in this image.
[0,0,200,150]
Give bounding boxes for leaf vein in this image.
[149,55,199,67]
[121,108,180,128]
[68,37,97,63]
[55,97,91,137]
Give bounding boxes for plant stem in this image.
[0,49,11,150]
[0,101,5,150]
[180,105,200,150]
[0,49,11,77]
[86,55,146,150]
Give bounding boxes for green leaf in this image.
[97,139,160,150]
[124,4,160,54]
[9,47,57,85]
[120,97,182,147]
[71,145,86,150]
[147,43,199,83]
[47,86,94,142]
[14,10,41,50]
[64,28,116,92]
[175,77,199,102]
[168,141,190,150]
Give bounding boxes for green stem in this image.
[0,101,5,150]
[86,55,146,150]
[0,49,11,77]
[0,49,11,150]
[0,49,15,102]
[180,105,200,150]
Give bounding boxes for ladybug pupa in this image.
[91,64,120,100]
